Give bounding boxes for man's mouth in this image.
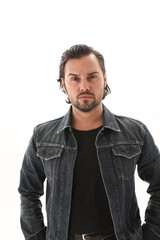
[77,91,94,99]
[78,95,93,99]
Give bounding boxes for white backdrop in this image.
[0,0,160,239]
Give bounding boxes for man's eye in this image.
[71,77,79,81]
[89,75,96,79]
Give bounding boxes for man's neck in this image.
[71,104,104,131]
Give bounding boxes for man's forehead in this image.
[64,54,101,74]
[66,53,98,64]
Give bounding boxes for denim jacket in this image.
[18,105,160,240]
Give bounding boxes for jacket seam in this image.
[97,142,143,149]
[25,226,45,239]
[140,124,145,149]
[36,142,76,150]
[127,184,137,234]
[33,125,38,145]
[129,227,142,240]
[145,224,160,238]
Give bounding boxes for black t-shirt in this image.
[68,126,114,234]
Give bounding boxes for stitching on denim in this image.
[145,224,160,238]
[97,141,144,149]
[33,125,38,145]
[36,142,77,150]
[127,184,137,233]
[140,124,145,154]
[25,226,45,239]
[112,145,141,159]
[129,227,142,240]
[37,148,63,161]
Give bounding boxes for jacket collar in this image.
[57,104,121,134]
[57,106,72,134]
[103,104,121,132]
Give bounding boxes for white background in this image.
[0,0,160,239]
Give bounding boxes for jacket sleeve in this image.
[137,124,160,240]
[18,128,46,240]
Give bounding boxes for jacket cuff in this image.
[26,226,46,240]
[142,224,160,240]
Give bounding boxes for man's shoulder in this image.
[113,113,145,135]
[37,116,63,128]
[114,114,143,126]
[103,105,145,133]
[34,116,64,138]
[110,114,147,144]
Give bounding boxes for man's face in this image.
[62,54,107,112]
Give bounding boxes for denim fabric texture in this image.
[18,105,160,240]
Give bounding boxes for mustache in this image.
[77,91,94,98]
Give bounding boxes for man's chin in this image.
[73,101,99,113]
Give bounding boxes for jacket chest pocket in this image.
[37,146,63,179]
[111,144,141,180]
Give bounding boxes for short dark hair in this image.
[57,44,111,102]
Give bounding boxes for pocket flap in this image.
[37,146,63,160]
[112,144,141,159]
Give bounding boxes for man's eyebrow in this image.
[67,72,100,77]
[87,72,100,75]
[68,73,79,77]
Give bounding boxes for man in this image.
[18,44,160,240]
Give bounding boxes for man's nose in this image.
[80,79,90,91]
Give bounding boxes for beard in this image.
[72,99,100,112]
[68,91,102,112]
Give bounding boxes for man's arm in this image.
[18,130,46,240]
[138,124,160,240]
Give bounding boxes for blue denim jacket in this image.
[18,105,160,240]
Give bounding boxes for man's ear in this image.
[61,78,67,93]
[104,72,107,87]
